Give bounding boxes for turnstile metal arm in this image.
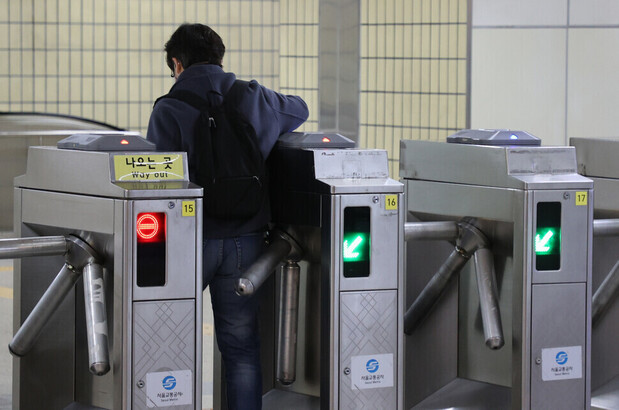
[473,248,504,349]
[592,259,619,326]
[404,221,505,349]
[0,236,68,259]
[404,221,459,242]
[403,247,470,335]
[590,219,619,326]
[276,261,300,385]
[235,229,303,387]
[9,236,110,375]
[404,221,487,335]
[9,262,81,357]
[235,229,303,296]
[83,262,110,375]
[9,236,98,356]
[593,219,619,237]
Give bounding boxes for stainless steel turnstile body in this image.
[12,136,203,409]
[400,139,593,409]
[232,133,404,409]
[572,137,619,410]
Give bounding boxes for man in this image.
[147,23,308,410]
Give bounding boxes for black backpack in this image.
[155,80,267,219]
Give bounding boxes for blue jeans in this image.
[203,233,265,410]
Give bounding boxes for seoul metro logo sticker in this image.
[366,359,379,373]
[351,354,394,390]
[556,351,568,365]
[146,370,192,406]
[162,375,177,390]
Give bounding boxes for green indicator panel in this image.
[535,202,561,271]
[343,206,371,278]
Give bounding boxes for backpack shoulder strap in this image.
[224,80,251,106]
[154,80,249,109]
[154,89,208,110]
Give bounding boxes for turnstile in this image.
[9,133,203,409]
[401,130,593,409]
[228,132,405,409]
[571,137,619,410]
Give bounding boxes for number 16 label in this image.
[385,195,398,210]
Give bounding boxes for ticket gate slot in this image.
[11,133,203,410]
[571,137,619,409]
[401,130,593,409]
[225,132,405,409]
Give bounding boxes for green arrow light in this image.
[535,230,553,252]
[535,202,561,271]
[343,233,368,261]
[535,228,559,255]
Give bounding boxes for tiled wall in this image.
[0,0,317,135]
[1,0,468,177]
[360,0,469,175]
[280,0,319,131]
[471,0,619,145]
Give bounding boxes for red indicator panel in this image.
[136,212,166,287]
[137,212,166,243]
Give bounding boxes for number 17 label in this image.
[575,192,587,206]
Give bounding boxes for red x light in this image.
[137,212,166,243]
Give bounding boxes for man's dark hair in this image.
[165,23,225,71]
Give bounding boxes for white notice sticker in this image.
[541,346,582,381]
[146,370,193,407]
[350,353,394,390]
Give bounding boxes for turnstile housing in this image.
[12,138,203,409]
[572,137,619,410]
[400,139,592,409]
[235,133,405,409]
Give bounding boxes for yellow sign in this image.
[113,154,185,181]
[182,201,196,217]
[575,191,588,206]
[385,195,398,210]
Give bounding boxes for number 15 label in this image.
[182,201,196,216]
